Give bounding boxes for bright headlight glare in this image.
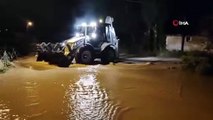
[91,33,97,39]
[90,22,97,27]
[99,19,103,23]
[81,22,87,27]
[75,33,80,37]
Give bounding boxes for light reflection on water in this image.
[0,100,11,120]
[64,65,120,120]
[0,100,22,120]
[0,81,44,120]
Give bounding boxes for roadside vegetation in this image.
[156,50,213,75]
[181,41,213,75]
[0,49,17,73]
[182,51,213,75]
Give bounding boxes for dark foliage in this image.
[182,51,213,75]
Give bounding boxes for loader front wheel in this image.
[36,53,44,61]
[57,56,71,67]
[76,48,94,64]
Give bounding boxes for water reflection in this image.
[0,100,21,120]
[0,80,45,120]
[0,100,11,120]
[24,81,45,119]
[64,65,119,120]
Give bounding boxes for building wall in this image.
[166,35,208,51]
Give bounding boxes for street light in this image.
[27,21,33,27]
[26,21,33,32]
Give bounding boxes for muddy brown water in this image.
[0,57,213,120]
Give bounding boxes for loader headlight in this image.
[75,32,81,37]
[90,22,97,27]
[99,19,103,23]
[91,33,97,39]
[81,22,87,27]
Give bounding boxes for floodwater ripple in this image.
[64,65,120,120]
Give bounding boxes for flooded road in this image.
[0,57,213,120]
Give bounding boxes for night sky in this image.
[0,0,213,40]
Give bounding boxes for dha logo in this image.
[172,20,189,27]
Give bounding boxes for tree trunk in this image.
[181,35,185,52]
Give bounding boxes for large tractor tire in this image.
[101,47,116,64]
[75,48,94,64]
[43,53,50,62]
[48,53,60,65]
[36,53,44,61]
[57,56,71,67]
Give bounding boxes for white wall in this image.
[166,35,208,51]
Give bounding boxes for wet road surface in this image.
[0,57,213,120]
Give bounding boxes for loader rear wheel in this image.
[101,48,116,64]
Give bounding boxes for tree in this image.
[125,0,168,52]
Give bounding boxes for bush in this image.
[0,51,15,73]
[195,62,213,75]
[182,52,213,75]
[0,60,6,73]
